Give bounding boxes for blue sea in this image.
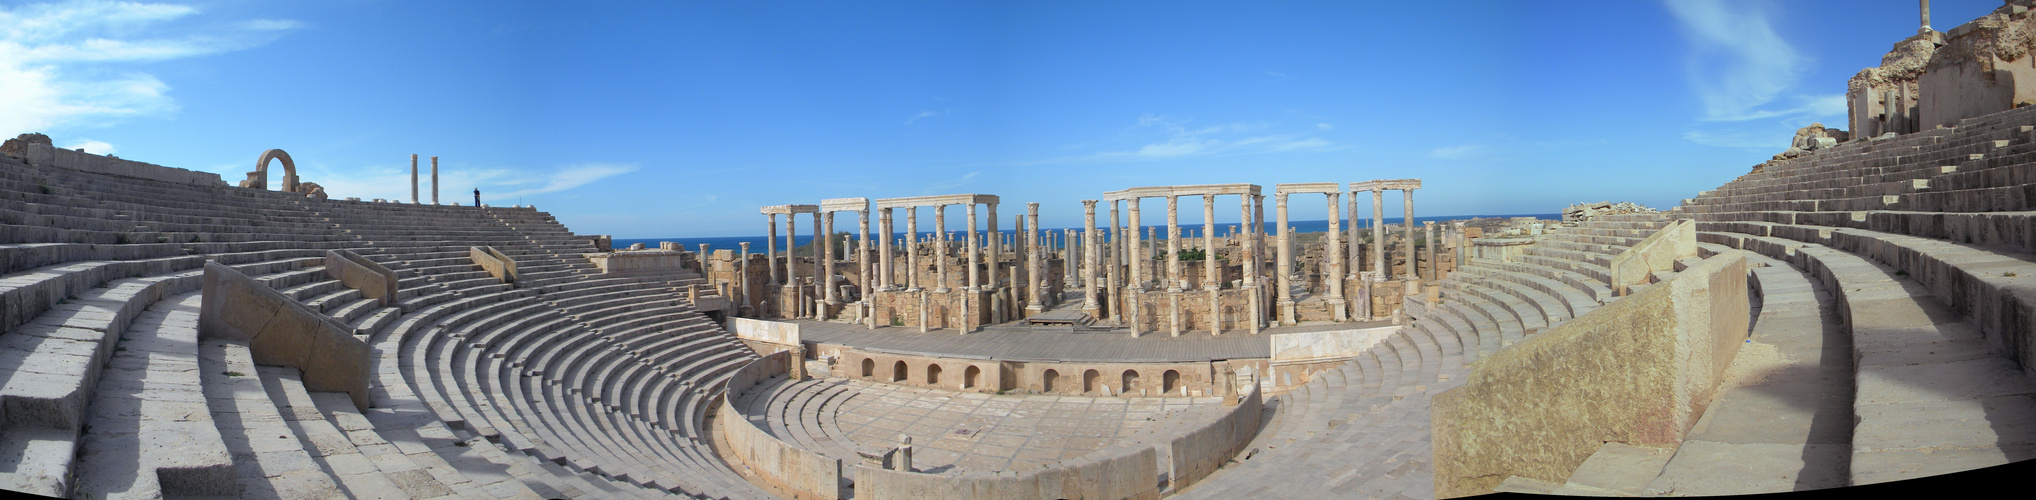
[613,213,1558,252]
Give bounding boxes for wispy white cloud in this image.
[62,138,111,154]
[1428,143,1484,159]
[1316,122,1334,131]
[1664,0,1819,122]
[497,163,641,198]
[922,171,980,193]
[904,109,947,125]
[0,1,300,136]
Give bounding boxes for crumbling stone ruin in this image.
[1562,200,1658,223]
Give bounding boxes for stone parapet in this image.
[721,350,843,499]
[324,249,398,306]
[1430,251,1748,497]
[1607,219,1698,295]
[851,441,1158,500]
[196,261,372,410]
[1168,381,1263,490]
[17,142,224,186]
[471,246,518,283]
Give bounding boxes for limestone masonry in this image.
[4,2,2036,499]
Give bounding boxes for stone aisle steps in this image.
[74,292,236,498]
[1707,230,2036,485]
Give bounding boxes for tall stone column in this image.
[1065,229,1078,287]
[739,241,752,313]
[1251,194,1265,334]
[1026,203,1043,316]
[906,208,921,291]
[431,156,439,204]
[1108,200,1122,322]
[1425,221,1438,281]
[988,203,1000,292]
[1166,195,1182,337]
[934,205,950,293]
[1202,194,1219,335]
[823,212,838,314]
[785,213,800,316]
[1455,221,1470,273]
[1404,189,1417,282]
[1240,194,1257,334]
[1372,189,1387,279]
[1346,189,1360,282]
[1166,196,1182,291]
[1127,199,1144,336]
[879,208,894,290]
[410,154,419,204]
[767,214,780,285]
[1276,193,1293,325]
[812,213,823,318]
[966,204,981,292]
[1327,193,1347,322]
[1081,200,1101,316]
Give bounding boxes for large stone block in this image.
[1432,251,1748,498]
[325,250,398,306]
[197,261,370,409]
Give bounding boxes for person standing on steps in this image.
[473,187,481,207]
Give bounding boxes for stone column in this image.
[1921,0,1932,32]
[739,241,752,314]
[1081,200,1101,316]
[1127,199,1144,336]
[1108,200,1122,322]
[966,204,981,292]
[934,205,950,293]
[1404,188,1417,283]
[785,213,800,317]
[1166,195,1182,337]
[1239,194,1255,333]
[1166,196,1182,291]
[431,156,439,204]
[1026,203,1043,316]
[823,212,838,313]
[1275,193,1293,325]
[906,208,921,291]
[1455,221,1470,272]
[1202,194,1219,335]
[988,203,1000,292]
[1327,193,1347,322]
[812,212,823,318]
[767,214,780,285]
[1372,189,1387,279]
[1065,229,1079,287]
[1251,194,1265,334]
[1425,221,1438,281]
[1346,189,1360,283]
[879,208,895,290]
[410,154,419,204]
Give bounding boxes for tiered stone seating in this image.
[1676,106,2036,485]
[1180,310,1464,498]
[0,153,758,498]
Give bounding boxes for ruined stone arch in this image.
[240,149,300,192]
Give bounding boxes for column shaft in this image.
[1372,189,1387,279]
[1404,189,1417,280]
[1082,200,1100,312]
[767,214,780,285]
[906,208,920,290]
[935,206,950,293]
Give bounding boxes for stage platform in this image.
[789,319,1394,363]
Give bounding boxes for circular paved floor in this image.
[824,379,1227,473]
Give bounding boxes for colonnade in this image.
[1273,180,1423,326]
[1102,184,1266,337]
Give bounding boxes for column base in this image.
[1277,300,1297,326]
[1327,298,1348,322]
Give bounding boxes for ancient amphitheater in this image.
[6,3,2036,500]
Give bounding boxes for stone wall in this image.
[197,261,372,410]
[1430,251,1749,497]
[1608,219,1697,294]
[1168,383,1264,491]
[720,351,843,499]
[850,443,1158,500]
[818,346,1220,397]
[14,142,224,186]
[325,249,398,307]
[584,250,688,275]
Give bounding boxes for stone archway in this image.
[240,149,300,193]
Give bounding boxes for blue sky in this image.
[0,0,2003,238]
